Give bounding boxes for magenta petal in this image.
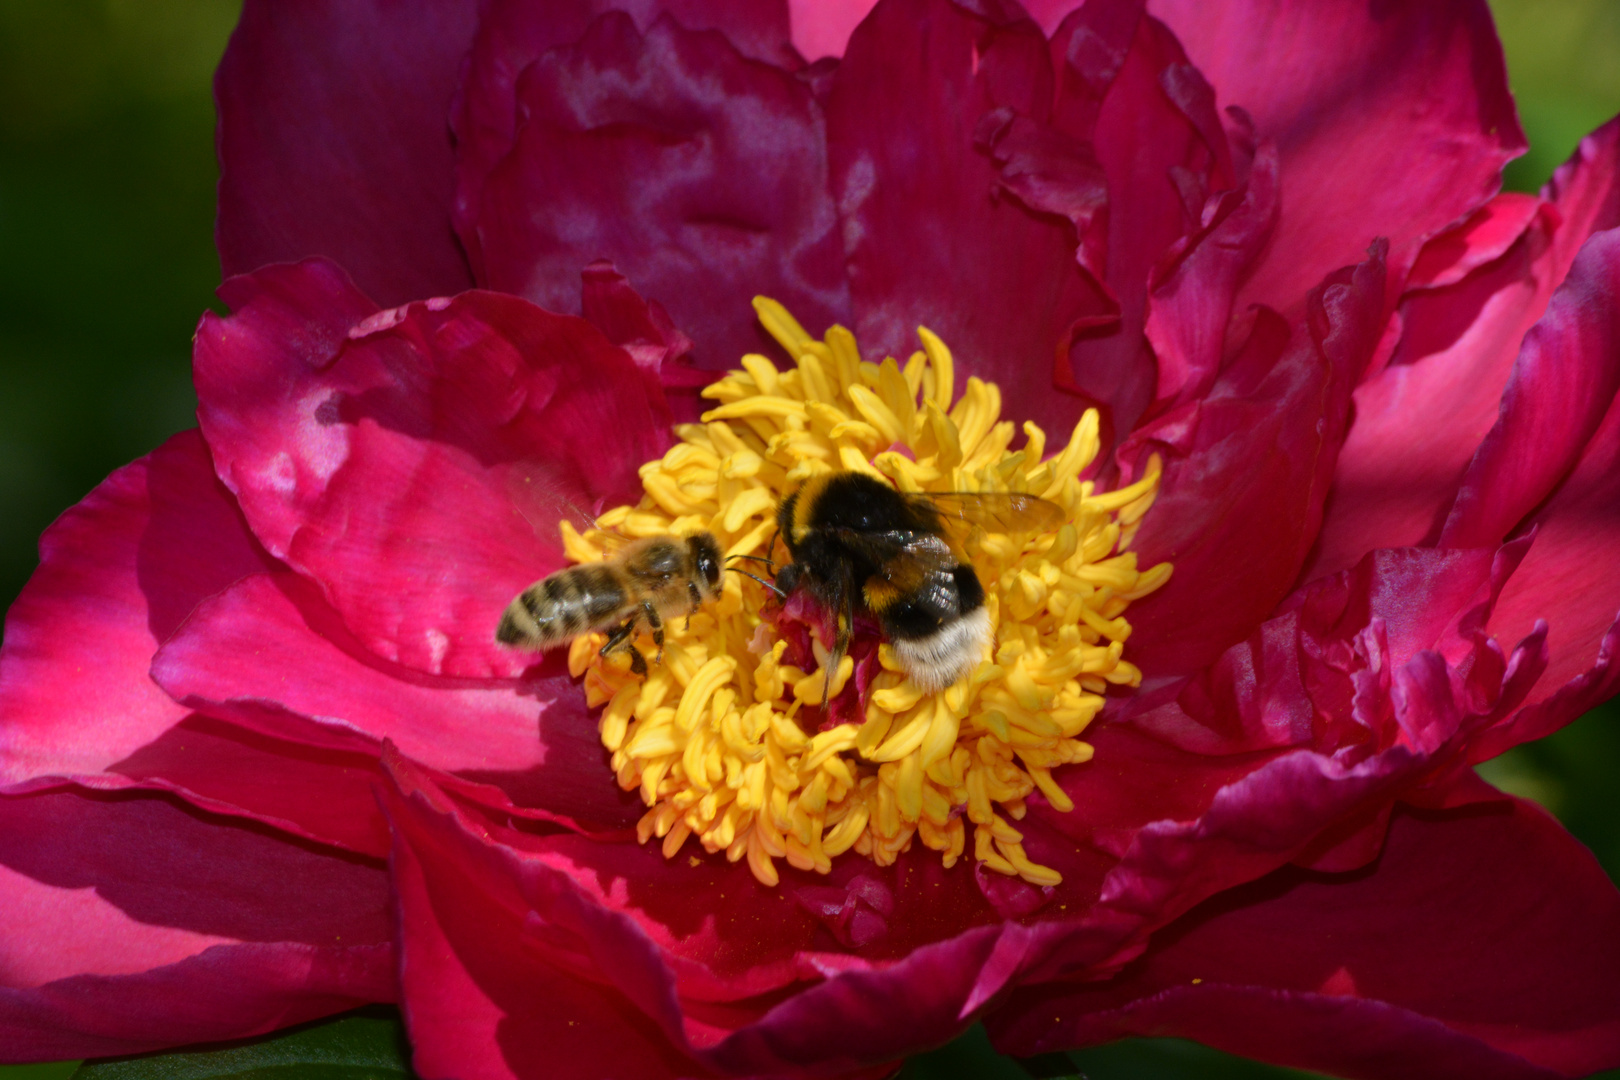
[105,714,391,857]
[989,800,1620,1079]
[1545,116,1620,265]
[459,7,845,370]
[1307,211,1557,580]
[788,0,873,59]
[384,754,1022,1075]
[1309,120,1620,582]
[215,0,477,305]
[1123,251,1386,678]
[1133,546,1503,757]
[1472,619,1620,762]
[1059,3,1238,438]
[384,759,698,1080]
[0,427,395,854]
[456,0,793,212]
[826,0,1104,440]
[1145,143,1279,412]
[1406,193,1542,291]
[195,259,671,678]
[1443,228,1620,550]
[151,571,639,832]
[1153,0,1525,315]
[0,787,393,1062]
[1485,400,1620,704]
[0,431,275,785]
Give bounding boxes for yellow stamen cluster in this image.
[564,299,1170,888]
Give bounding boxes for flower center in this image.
[563,299,1170,888]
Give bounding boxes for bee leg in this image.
[685,580,703,629]
[642,601,664,664]
[601,616,651,678]
[599,619,637,660]
[822,564,854,704]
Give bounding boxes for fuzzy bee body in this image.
[497,533,724,674]
[776,471,1061,692]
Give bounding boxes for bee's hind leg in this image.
[599,619,649,677]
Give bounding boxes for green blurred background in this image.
[0,1,1616,1077]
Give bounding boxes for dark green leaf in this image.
[896,1025,1047,1080]
[72,1007,414,1080]
[0,1065,81,1080]
[1068,1039,1325,1079]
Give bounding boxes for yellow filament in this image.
[567,299,1170,888]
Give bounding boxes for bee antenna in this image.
[727,553,778,567]
[730,568,787,598]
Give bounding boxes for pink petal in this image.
[383,753,908,1079]
[385,761,698,1080]
[215,0,477,305]
[1307,210,1557,580]
[1308,118,1620,582]
[1132,546,1505,757]
[194,259,672,679]
[1151,0,1525,316]
[1406,192,1543,291]
[989,799,1620,1079]
[0,787,393,1062]
[0,428,405,855]
[106,714,391,858]
[1443,228,1620,549]
[1441,229,1620,703]
[1144,141,1279,412]
[456,5,845,371]
[0,431,275,786]
[1059,2,1239,438]
[788,0,1091,59]
[1013,541,1549,978]
[1123,250,1386,679]
[1483,378,1620,703]
[151,571,640,835]
[1545,116,1620,266]
[457,0,793,212]
[788,0,873,59]
[1470,618,1620,762]
[825,0,1106,441]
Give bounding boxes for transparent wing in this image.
[908,491,1065,535]
[830,527,957,577]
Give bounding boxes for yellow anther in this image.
[570,300,1168,889]
[752,295,813,354]
[721,487,776,533]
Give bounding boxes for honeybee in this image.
[497,533,725,675]
[772,471,1063,693]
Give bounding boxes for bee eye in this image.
[691,535,723,587]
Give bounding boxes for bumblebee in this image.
[497,533,724,675]
[774,471,1063,693]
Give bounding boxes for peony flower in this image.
[4,0,1620,1077]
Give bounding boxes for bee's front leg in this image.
[685,580,703,629]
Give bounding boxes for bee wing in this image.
[908,491,1065,536]
[827,526,945,567]
[831,528,960,587]
[505,467,604,544]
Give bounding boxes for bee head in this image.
[689,532,724,593]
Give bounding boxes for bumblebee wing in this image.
[908,491,1065,536]
[828,527,954,571]
[840,530,961,618]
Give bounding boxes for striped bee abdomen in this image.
[496,563,631,649]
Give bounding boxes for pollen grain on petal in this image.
[569,302,1170,889]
